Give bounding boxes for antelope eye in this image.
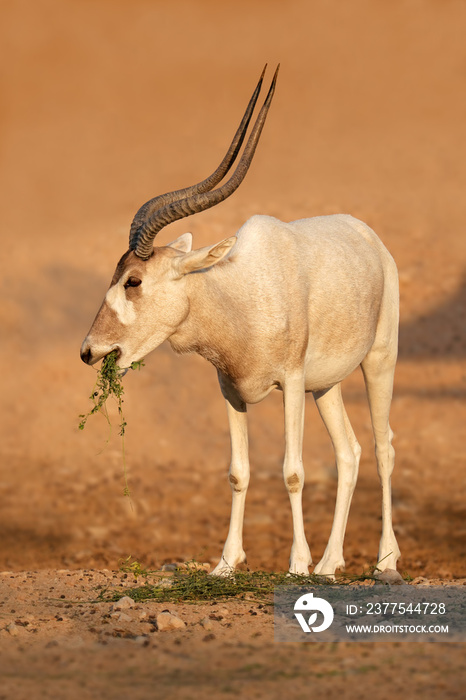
[124,276,142,289]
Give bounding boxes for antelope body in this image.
[81,68,400,576]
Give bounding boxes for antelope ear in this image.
[167,232,193,252]
[173,237,237,277]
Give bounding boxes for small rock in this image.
[200,617,213,631]
[412,576,429,585]
[55,615,70,623]
[156,612,186,631]
[6,623,19,637]
[374,568,405,585]
[202,633,216,642]
[161,563,178,572]
[111,612,133,622]
[112,596,136,611]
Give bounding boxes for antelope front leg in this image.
[211,388,249,576]
[283,375,312,575]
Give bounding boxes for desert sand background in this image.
[0,0,465,698]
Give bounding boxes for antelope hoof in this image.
[210,551,247,577]
[288,560,312,576]
[313,556,345,579]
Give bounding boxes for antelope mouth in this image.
[107,347,122,363]
[79,342,123,367]
[107,348,135,377]
[103,347,127,373]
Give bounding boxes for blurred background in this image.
[0,0,465,577]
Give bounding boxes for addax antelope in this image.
[81,66,400,577]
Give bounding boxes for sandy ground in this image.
[1,0,466,697]
[1,570,466,700]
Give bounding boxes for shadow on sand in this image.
[399,273,466,361]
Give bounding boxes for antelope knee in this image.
[285,471,303,494]
[228,469,249,493]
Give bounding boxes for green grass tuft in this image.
[78,351,145,501]
[97,563,382,605]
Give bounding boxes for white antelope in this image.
[81,67,400,577]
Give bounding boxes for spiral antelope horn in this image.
[128,65,267,250]
[132,65,279,260]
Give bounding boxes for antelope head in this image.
[80,66,278,370]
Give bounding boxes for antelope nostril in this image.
[80,346,92,365]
